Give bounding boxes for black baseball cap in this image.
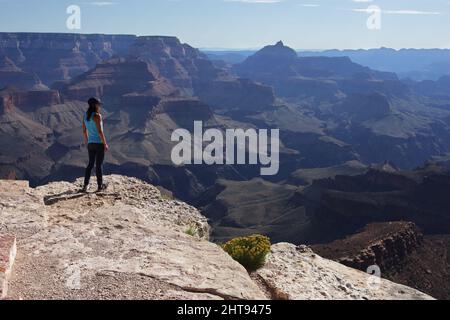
[88,97,103,106]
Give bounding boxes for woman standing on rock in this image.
[81,97,109,193]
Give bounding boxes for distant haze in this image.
[204,47,450,81]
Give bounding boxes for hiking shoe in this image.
[80,185,88,193]
[97,184,108,193]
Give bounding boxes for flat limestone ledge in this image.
[0,180,30,193]
[0,234,17,299]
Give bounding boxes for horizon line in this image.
[1,31,449,52]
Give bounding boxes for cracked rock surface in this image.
[1,175,266,300]
[254,243,434,300]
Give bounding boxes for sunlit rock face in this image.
[129,36,224,93]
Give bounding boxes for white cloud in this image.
[384,10,441,15]
[352,8,441,15]
[299,4,320,8]
[224,0,283,3]
[89,1,116,6]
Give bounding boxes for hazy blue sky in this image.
[0,0,449,50]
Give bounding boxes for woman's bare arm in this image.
[82,121,88,145]
[94,114,109,151]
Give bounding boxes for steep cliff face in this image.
[0,89,14,114]
[0,88,56,180]
[194,78,276,112]
[0,33,227,93]
[151,98,216,126]
[0,55,21,72]
[63,57,158,101]
[0,84,88,183]
[0,176,434,300]
[0,86,61,112]
[0,33,137,86]
[129,36,224,92]
[0,56,36,90]
[304,165,450,241]
[336,93,392,122]
[197,178,307,244]
[313,222,450,300]
[313,222,423,272]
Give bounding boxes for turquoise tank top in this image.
[84,112,103,144]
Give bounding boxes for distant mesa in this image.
[235,40,400,102]
[242,40,299,68]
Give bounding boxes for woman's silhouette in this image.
[82,97,109,192]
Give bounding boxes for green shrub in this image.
[185,225,199,237]
[221,235,271,272]
[160,193,174,201]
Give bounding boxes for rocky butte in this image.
[0,175,433,300]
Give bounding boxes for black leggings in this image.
[84,143,105,187]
